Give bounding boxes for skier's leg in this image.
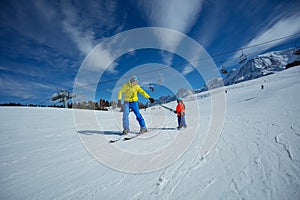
[181,115,187,127]
[177,116,181,128]
[130,101,146,128]
[123,102,130,131]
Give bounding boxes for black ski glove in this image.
[117,100,122,107]
[149,98,155,103]
[174,111,177,114]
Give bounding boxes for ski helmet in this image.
[130,75,138,83]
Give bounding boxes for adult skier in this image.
[118,76,154,134]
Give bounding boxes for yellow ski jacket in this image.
[118,82,150,102]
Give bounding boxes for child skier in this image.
[175,97,187,129]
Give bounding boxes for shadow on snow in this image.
[77,130,123,136]
[77,127,177,136]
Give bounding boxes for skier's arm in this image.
[118,86,124,100]
[117,88,123,107]
[137,85,150,99]
[139,87,154,103]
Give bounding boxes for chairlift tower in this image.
[239,48,247,64]
[51,89,75,108]
[158,71,162,84]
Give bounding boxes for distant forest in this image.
[0,102,64,108]
[0,98,148,111]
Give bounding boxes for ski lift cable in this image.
[65,43,298,100]
[74,36,300,93]
[216,38,298,67]
[211,33,300,63]
[68,43,288,100]
[71,33,300,91]
[37,33,300,104]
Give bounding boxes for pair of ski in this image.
[109,132,144,143]
[110,104,176,143]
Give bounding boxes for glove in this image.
[174,111,177,114]
[117,100,122,107]
[149,97,155,103]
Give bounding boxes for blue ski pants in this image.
[123,101,146,130]
[177,115,187,127]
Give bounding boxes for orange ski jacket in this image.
[176,103,185,116]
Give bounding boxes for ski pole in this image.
[159,104,176,113]
[148,101,176,113]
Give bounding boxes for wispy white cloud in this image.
[1,0,124,103]
[227,14,300,65]
[138,0,204,65]
[60,0,121,74]
[60,1,98,55]
[142,0,204,33]
[62,20,95,55]
[84,46,119,74]
[0,74,53,100]
[1,0,121,73]
[244,14,300,54]
[195,1,228,49]
[0,66,10,72]
[182,65,194,75]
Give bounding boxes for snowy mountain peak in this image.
[158,48,298,103]
[224,48,296,85]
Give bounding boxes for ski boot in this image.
[139,127,147,134]
[177,125,187,130]
[123,128,130,135]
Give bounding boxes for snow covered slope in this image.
[0,66,300,199]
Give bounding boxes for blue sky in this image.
[0,0,300,105]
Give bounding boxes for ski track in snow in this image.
[0,67,300,199]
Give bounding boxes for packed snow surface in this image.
[1,66,300,199]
